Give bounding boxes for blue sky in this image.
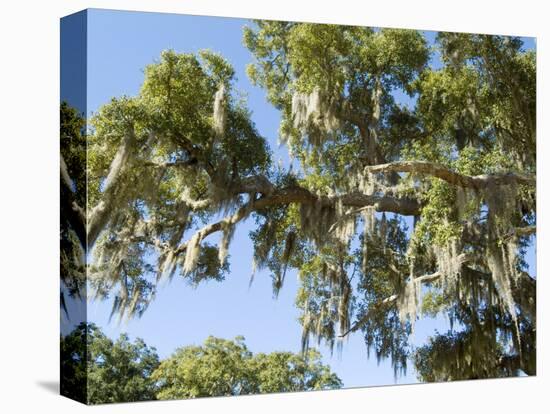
[66,9,535,388]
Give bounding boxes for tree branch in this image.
[503,225,536,241]
[142,159,199,169]
[167,185,422,260]
[233,174,275,196]
[366,161,535,189]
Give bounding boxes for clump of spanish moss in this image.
[300,295,337,354]
[432,240,462,291]
[486,243,520,342]
[291,87,340,147]
[158,250,177,281]
[483,181,523,345]
[337,279,352,341]
[455,186,476,218]
[213,83,226,137]
[60,155,74,191]
[218,220,235,267]
[300,201,337,247]
[362,206,376,237]
[354,166,414,199]
[182,233,202,275]
[379,213,388,251]
[91,231,127,285]
[323,263,353,340]
[331,199,357,245]
[207,168,243,216]
[103,134,135,191]
[298,258,354,355]
[490,185,521,224]
[359,206,377,273]
[350,169,375,195]
[280,230,296,277]
[89,222,156,322]
[397,277,421,331]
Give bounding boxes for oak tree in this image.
[60,24,536,381]
[152,336,342,399]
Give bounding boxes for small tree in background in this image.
[61,323,160,404]
[152,336,342,399]
[61,325,341,403]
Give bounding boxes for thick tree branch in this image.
[338,192,420,215]
[143,159,199,169]
[366,161,535,189]
[168,185,422,260]
[233,174,275,196]
[503,225,536,241]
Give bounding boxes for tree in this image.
[62,24,536,381]
[60,102,87,315]
[60,322,88,402]
[152,336,342,399]
[413,323,535,382]
[61,325,341,403]
[60,323,160,404]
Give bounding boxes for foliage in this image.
[60,103,87,304]
[245,23,535,379]
[61,323,160,404]
[152,336,342,399]
[61,22,537,383]
[60,322,88,402]
[85,49,270,320]
[414,321,533,382]
[61,325,341,403]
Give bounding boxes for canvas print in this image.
[60,9,536,405]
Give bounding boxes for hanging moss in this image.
[158,250,177,281]
[280,229,297,281]
[331,200,357,245]
[397,278,421,331]
[299,201,337,247]
[432,240,461,291]
[291,87,340,147]
[351,169,376,195]
[182,233,202,275]
[218,220,235,267]
[213,83,226,137]
[337,279,352,338]
[362,206,376,237]
[102,134,136,191]
[296,254,354,355]
[481,179,523,346]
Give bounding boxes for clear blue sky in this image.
[76,9,535,388]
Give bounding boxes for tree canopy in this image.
[60,323,160,404]
[60,23,536,382]
[152,336,342,399]
[60,324,341,403]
